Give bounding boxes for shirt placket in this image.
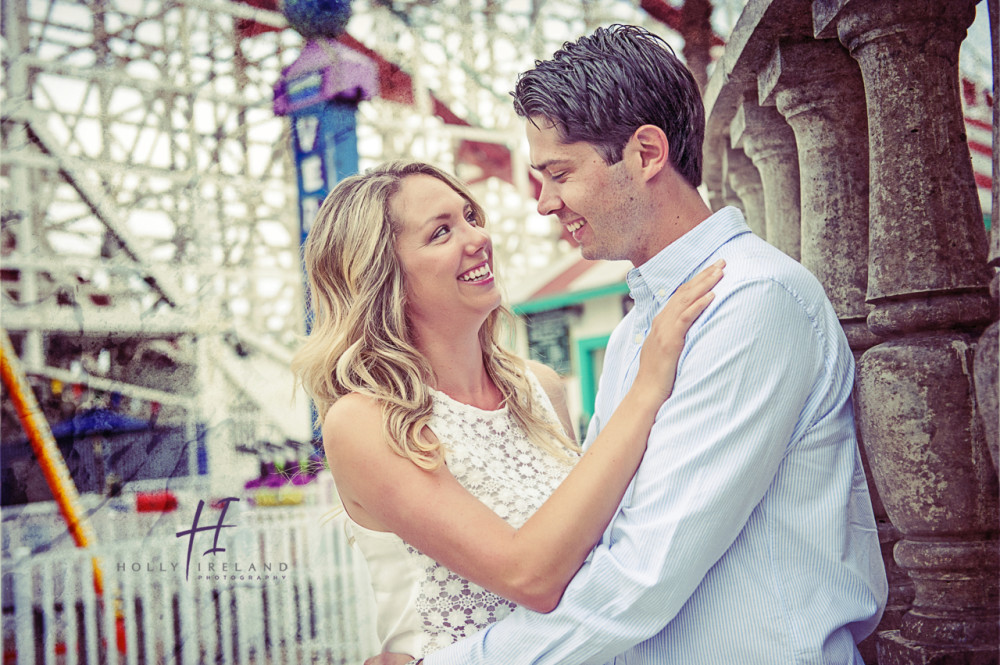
[623,279,656,399]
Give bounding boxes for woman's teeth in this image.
[459,265,491,282]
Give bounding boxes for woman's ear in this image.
[625,125,670,182]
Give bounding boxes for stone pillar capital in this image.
[730,96,796,161]
[819,0,977,57]
[759,38,859,119]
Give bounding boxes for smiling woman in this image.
[290,160,721,663]
[292,161,573,467]
[391,174,502,338]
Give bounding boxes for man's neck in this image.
[629,179,713,266]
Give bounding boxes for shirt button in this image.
[634,333,643,344]
[657,289,666,297]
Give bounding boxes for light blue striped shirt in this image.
[427,207,887,665]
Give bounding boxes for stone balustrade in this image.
[731,95,802,260]
[722,142,767,236]
[703,1,998,663]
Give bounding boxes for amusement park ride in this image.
[0,0,991,501]
[0,0,694,502]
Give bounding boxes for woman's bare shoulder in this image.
[325,391,381,417]
[321,393,401,531]
[322,392,383,451]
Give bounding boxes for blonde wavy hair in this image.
[292,161,577,469]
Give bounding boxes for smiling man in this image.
[406,24,888,665]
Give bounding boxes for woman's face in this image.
[391,174,501,331]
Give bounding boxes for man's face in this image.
[526,117,643,263]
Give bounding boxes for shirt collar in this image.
[626,207,750,307]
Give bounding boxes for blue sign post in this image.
[274,39,377,444]
[274,39,377,244]
[288,100,358,243]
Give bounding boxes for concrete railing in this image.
[703,1,998,663]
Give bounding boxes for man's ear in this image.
[625,125,670,182]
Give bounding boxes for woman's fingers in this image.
[678,259,725,299]
[634,260,725,402]
[678,291,716,325]
[656,260,725,330]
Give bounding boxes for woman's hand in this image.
[635,259,725,403]
[364,652,415,665]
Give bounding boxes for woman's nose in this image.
[463,223,491,254]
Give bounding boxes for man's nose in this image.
[536,180,563,217]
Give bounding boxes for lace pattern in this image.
[411,373,576,654]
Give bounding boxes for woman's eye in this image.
[432,225,449,239]
[465,211,478,226]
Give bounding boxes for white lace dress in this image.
[344,372,577,659]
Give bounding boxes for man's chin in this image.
[579,244,603,261]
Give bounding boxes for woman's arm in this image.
[328,261,724,613]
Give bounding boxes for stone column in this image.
[719,174,744,216]
[817,0,999,662]
[759,38,874,350]
[730,96,801,260]
[724,142,767,238]
[758,37,904,661]
[973,0,999,477]
[975,244,999,474]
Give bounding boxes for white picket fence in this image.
[1,502,379,665]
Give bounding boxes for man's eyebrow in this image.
[529,159,570,173]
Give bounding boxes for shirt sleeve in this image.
[425,277,826,665]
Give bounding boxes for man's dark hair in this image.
[512,24,705,188]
